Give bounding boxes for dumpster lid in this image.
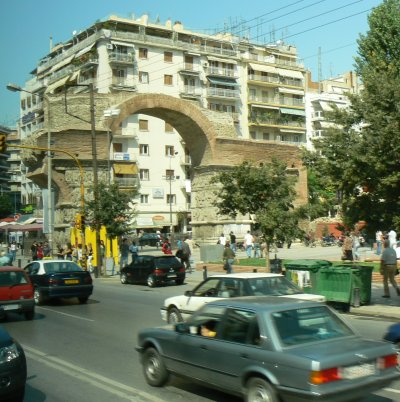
[284,259,332,269]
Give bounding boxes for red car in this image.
[0,267,35,321]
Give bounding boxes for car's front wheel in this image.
[120,272,128,284]
[142,347,169,387]
[147,275,156,288]
[245,377,278,402]
[34,288,46,305]
[167,307,183,323]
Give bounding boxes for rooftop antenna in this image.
[318,46,322,94]
[49,35,53,52]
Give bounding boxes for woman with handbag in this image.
[223,242,235,274]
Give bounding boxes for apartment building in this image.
[13,13,306,236]
[305,71,359,150]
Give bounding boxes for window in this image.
[165,122,174,132]
[165,169,174,178]
[165,146,175,156]
[164,51,173,62]
[139,119,149,131]
[139,144,149,155]
[262,132,269,141]
[21,99,26,110]
[27,97,31,108]
[139,48,148,59]
[139,169,150,180]
[166,194,176,205]
[139,71,149,83]
[140,194,149,204]
[220,309,260,345]
[164,74,173,85]
[113,68,126,78]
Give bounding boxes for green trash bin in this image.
[317,267,353,303]
[350,265,373,305]
[284,260,332,293]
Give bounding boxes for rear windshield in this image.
[155,257,181,267]
[0,271,29,286]
[271,305,353,346]
[44,262,83,274]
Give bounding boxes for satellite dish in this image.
[72,30,77,36]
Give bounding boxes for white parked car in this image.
[160,273,326,323]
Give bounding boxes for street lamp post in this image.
[7,83,53,254]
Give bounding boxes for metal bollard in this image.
[203,265,208,280]
[352,287,360,308]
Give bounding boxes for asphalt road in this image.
[2,274,399,402]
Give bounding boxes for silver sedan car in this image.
[138,297,399,402]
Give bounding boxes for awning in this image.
[278,87,304,95]
[74,43,95,59]
[319,101,333,111]
[207,55,237,64]
[280,107,306,116]
[0,223,43,232]
[251,104,279,110]
[113,163,138,175]
[49,55,75,73]
[45,75,72,94]
[248,63,277,74]
[111,40,135,48]
[277,68,304,80]
[280,128,306,133]
[207,77,238,87]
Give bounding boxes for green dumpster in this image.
[317,267,353,303]
[284,260,332,293]
[337,264,373,305]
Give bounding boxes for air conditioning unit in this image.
[107,43,113,50]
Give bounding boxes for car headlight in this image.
[0,343,20,363]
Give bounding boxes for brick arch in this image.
[109,93,236,167]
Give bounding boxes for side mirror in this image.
[175,322,189,334]
[184,290,193,297]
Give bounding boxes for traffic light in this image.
[0,134,7,154]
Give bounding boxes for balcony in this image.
[248,74,279,85]
[206,87,240,99]
[78,76,96,86]
[113,177,138,187]
[111,77,136,90]
[108,52,134,64]
[249,95,303,107]
[179,85,202,98]
[179,63,201,74]
[205,66,238,78]
[113,152,135,161]
[250,116,306,128]
[311,110,324,120]
[180,156,192,165]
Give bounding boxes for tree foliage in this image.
[302,0,400,236]
[0,195,13,218]
[86,182,137,238]
[211,160,303,266]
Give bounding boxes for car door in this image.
[197,308,264,392]
[183,278,223,314]
[24,262,42,287]
[126,257,144,283]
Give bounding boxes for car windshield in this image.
[248,276,303,296]
[44,262,83,274]
[0,271,28,286]
[271,305,354,346]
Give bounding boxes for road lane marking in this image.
[37,306,95,321]
[23,345,165,402]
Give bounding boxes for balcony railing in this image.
[113,177,138,187]
[248,74,279,84]
[207,87,240,98]
[78,76,96,86]
[112,77,135,88]
[206,67,237,78]
[250,117,305,128]
[109,52,134,63]
[180,86,202,97]
[113,152,135,161]
[249,95,303,107]
[311,111,324,119]
[180,63,200,73]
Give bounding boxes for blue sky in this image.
[1,0,382,127]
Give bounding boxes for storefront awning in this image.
[277,68,304,80]
[113,163,138,175]
[280,107,306,116]
[207,77,238,87]
[278,87,304,95]
[248,63,277,74]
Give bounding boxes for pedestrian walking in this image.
[244,231,254,258]
[219,233,227,246]
[129,241,139,262]
[229,231,237,252]
[380,239,400,298]
[388,229,397,248]
[9,241,17,263]
[341,232,353,261]
[222,242,235,274]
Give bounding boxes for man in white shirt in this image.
[244,231,254,258]
[388,229,397,248]
[219,234,227,246]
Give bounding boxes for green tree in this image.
[211,160,302,270]
[0,194,13,218]
[303,0,400,236]
[86,182,137,238]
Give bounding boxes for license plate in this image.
[340,363,375,379]
[3,304,19,311]
[167,273,177,278]
[65,279,79,285]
